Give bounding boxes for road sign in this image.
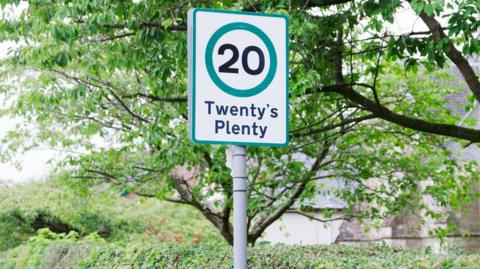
[188,8,289,146]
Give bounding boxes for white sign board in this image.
[188,8,289,146]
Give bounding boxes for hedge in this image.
[80,243,480,269]
[1,230,479,269]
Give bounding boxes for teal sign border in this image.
[188,8,289,147]
[205,22,277,97]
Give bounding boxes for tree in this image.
[0,0,479,245]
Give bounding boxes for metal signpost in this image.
[188,8,288,269]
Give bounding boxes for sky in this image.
[0,42,58,183]
[0,2,430,183]
[0,2,58,183]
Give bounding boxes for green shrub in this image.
[0,207,82,251]
[0,179,223,251]
[0,228,101,269]
[0,209,34,251]
[1,231,479,269]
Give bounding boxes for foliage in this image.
[79,243,480,269]
[1,235,480,269]
[0,228,100,269]
[0,208,34,252]
[0,0,479,245]
[0,178,224,251]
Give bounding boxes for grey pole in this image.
[231,145,247,269]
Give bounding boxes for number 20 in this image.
[218,44,265,75]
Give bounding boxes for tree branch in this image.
[122,93,187,103]
[291,114,376,137]
[287,210,356,222]
[87,32,136,42]
[171,166,233,245]
[414,5,480,103]
[302,0,354,8]
[74,19,187,31]
[84,169,119,184]
[104,87,150,124]
[52,70,151,124]
[320,84,480,143]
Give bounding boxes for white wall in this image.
[261,212,344,245]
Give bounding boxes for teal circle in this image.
[205,22,277,97]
